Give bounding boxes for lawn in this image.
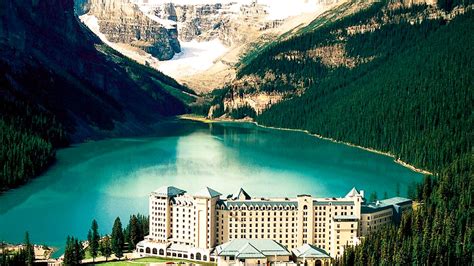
[98,256,216,266]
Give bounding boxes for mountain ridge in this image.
[0,0,194,190]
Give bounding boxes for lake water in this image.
[0,120,422,253]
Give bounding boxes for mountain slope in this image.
[222,1,472,264]
[0,0,195,190]
[255,3,473,172]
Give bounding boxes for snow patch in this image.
[80,14,228,79]
[133,0,327,20]
[138,5,177,29]
[157,39,229,78]
[80,14,158,65]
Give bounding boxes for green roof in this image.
[216,239,291,259]
[236,188,251,200]
[345,187,362,198]
[236,243,266,259]
[195,187,222,198]
[362,197,412,214]
[379,197,412,206]
[152,186,186,197]
[292,244,330,258]
[314,200,354,206]
[226,201,298,209]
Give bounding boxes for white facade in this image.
[137,186,411,262]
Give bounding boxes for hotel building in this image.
[136,186,412,263]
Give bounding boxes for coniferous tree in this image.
[128,215,141,251]
[87,219,100,262]
[74,239,84,264]
[63,236,83,265]
[24,232,34,266]
[111,217,124,260]
[234,4,474,264]
[100,235,112,262]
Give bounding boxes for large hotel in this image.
[136,186,412,265]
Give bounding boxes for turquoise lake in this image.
[0,120,422,252]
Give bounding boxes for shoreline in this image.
[179,114,433,175]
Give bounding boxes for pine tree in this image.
[100,235,112,262]
[111,217,124,260]
[74,238,84,264]
[129,215,141,251]
[63,236,73,265]
[87,219,100,262]
[24,232,34,266]
[63,236,83,265]
[369,191,378,203]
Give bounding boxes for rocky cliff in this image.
[211,0,473,118]
[0,0,192,141]
[85,0,181,60]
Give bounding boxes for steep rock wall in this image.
[86,0,180,60]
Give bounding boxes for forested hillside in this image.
[0,0,195,190]
[231,1,473,264]
[257,7,473,172]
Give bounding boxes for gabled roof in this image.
[226,201,297,208]
[152,186,186,197]
[237,243,265,259]
[379,197,412,206]
[292,244,330,258]
[195,187,222,198]
[236,188,251,200]
[361,197,412,213]
[345,187,361,198]
[216,239,291,259]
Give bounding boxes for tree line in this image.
[0,96,67,190]
[1,214,149,265]
[64,214,149,264]
[249,3,473,265]
[0,232,34,266]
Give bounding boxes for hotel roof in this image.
[362,197,412,213]
[216,239,291,259]
[292,244,331,259]
[225,200,298,209]
[345,187,362,198]
[152,186,186,197]
[195,187,222,198]
[313,200,355,206]
[379,197,412,206]
[236,188,251,200]
[333,215,359,221]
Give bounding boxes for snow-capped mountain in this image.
[79,0,341,91]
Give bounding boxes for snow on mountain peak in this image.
[132,0,327,21]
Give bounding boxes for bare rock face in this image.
[174,2,270,46]
[86,0,181,60]
[0,0,189,141]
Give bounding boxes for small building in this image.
[360,197,412,235]
[292,244,332,266]
[216,239,292,266]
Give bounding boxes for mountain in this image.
[78,0,343,91]
[82,0,181,60]
[0,0,196,190]
[205,0,473,264]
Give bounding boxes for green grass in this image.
[99,256,216,266]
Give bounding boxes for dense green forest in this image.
[244,2,473,264]
[338,155,473,265]
[0,96,66,189]
[0,0,194,192]
[256,5,473,171]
